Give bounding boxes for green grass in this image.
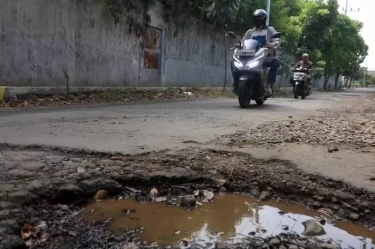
[100,88,136,101]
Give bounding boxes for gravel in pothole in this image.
[226,114,375,148]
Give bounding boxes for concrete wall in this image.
[275,74,344,90]
[0,0,232,88]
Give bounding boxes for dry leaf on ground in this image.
[150,187,158,198]
[20,224,33,239]
[94,190,108,201]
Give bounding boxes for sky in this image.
[337,0,374,69]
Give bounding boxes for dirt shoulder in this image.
[0,88,235,110]
[220,93,375,191]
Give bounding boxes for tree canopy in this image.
[104,0,368,89]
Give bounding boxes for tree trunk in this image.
[323,73,330,90]
[334,73,340,89]
[344,76,349,88]
[348,76,354,88]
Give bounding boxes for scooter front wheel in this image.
[238,80,251,108]
[293,84,299,99]
[256,99,264,105]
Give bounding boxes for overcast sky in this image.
[337,0,373,69]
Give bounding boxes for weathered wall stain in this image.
[0,0,233,88]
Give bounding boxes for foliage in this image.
[104,0,156,36]
[365,74,375,87]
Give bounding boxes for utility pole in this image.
[344,0,348,15]
[266,0,271,26]
[342,0,359,89]
[342,0,360,15]
[363,67,367,87]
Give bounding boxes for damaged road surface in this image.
[1,89,375,249]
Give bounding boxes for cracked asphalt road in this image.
[0,90,372,154]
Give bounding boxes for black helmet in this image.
[253,9,268,27]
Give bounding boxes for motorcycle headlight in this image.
[246,60,260,69]
[234,61,243,69]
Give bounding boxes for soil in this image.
[0,89,375,248]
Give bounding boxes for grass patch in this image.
[273,88,293,98]
[0,87,4,104]
[100,88,139,101]
[188,87,235,98]
[100,87,236,102]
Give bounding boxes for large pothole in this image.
[84,194,375,248]
[1,145,375,249]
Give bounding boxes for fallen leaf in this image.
[33,233,50,245]
[94,190,108,201]
[68,231,77,236]
[123,243,139,249]
[25,239,34,246]
[35,221,47,229]
[150,187,158,198]
[20,224,33,240]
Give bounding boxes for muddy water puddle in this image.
[84,194,375,248]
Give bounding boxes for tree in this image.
[322,15,367,89]
[365,74,375,87]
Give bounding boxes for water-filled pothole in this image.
[84,194,375,248]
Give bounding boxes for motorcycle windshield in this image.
[242,39,260,51]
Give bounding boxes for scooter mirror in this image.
[228,32,238,39]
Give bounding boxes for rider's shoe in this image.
[264,83,273,96]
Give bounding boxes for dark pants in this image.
[263,57,280,85]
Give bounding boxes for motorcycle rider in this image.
[294,53,313,89]
[240,9,280,95]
